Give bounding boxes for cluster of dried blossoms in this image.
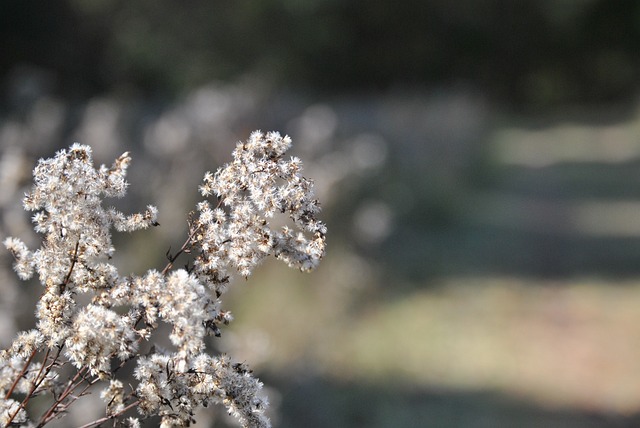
[1,131,326,427]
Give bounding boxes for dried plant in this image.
[1,131,326,427]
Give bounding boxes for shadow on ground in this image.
[268,377,638,428]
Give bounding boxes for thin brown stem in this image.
[36,365,91,427]
[60,241,80,293]
[75,399,141,428]
[5,348,37,400]
[37,357,113,428]
[3,348,38,426]
[33,348,51,384]
[160,198,224,276]
[161,223,199,276]
[5,345,63,426]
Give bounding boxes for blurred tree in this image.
[0,0,110,99]
[1,0,639,107]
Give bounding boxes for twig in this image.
[161,222,199,276]
[3,348,38,425]
[5,348,37,400]
[75,400,141,428]
[60,241,80,293]
[36,365,93,427]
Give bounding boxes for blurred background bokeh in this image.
[2,0,640,426]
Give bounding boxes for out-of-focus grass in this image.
[224,265,640,416]
[332,278,640,413]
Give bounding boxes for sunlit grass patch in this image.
[227,272,640,414]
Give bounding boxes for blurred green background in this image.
[2,0,640,426]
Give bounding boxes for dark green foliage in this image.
[2,0,639,107]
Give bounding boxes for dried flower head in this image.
[1,133,325,427]
[195,131,326,285]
